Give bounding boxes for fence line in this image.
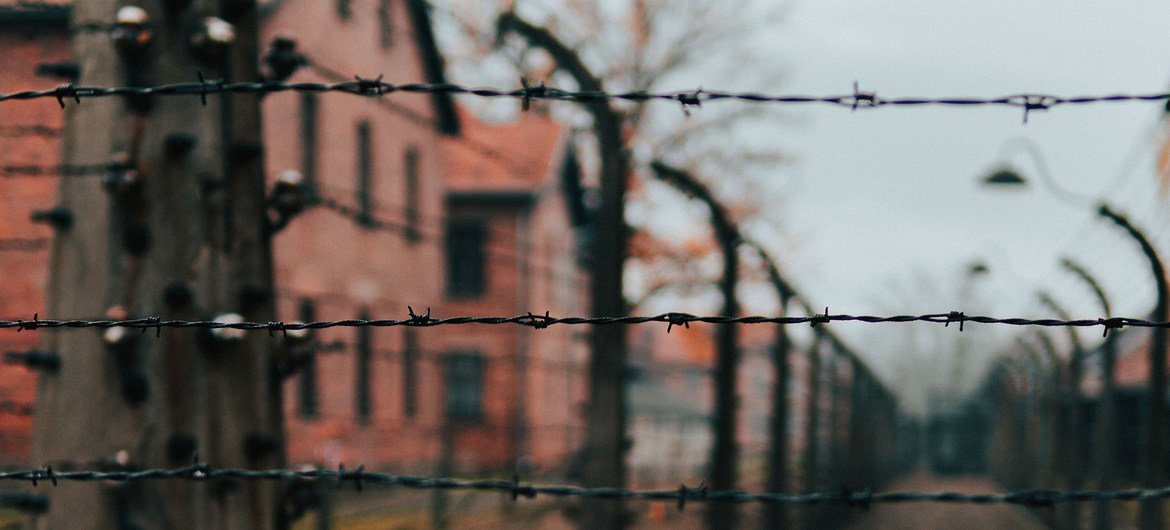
[2,79,1168,120]
[4,464,1170,507]
[0,310,1144,334]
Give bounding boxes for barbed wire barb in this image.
[0,464,1168,506]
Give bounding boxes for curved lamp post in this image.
[982,140,1169,529]
[1061,257,1118,530]
[1037,291,1082,493]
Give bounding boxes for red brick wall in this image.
[0,28,69,463]
[0,1,589,477]
[263,0,451,471]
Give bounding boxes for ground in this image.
[845,472,1046,530]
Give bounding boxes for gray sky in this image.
[437,0,1170,410]
[744,0,1170,391]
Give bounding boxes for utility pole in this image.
[497,13,630,529]
[33,2,280,528]
[649,161,742,529]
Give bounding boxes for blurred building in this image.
[0,0,589,476]
[625,324,810,487]
[0,1,70,464]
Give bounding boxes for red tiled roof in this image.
[444,106,563,193]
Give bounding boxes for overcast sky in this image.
[438,0,1170,410]
[720,0,1170,395]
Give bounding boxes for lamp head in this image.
[967,261,990,276]
[983,167,1028,187]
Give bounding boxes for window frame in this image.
[355,308,373,425]
[444,352,485,422]
[403,327,418,419]
[404,146,421,242]
[356,121,374,226]
[445,220,487,298]
[299,93,319,199]
[296,298,319,418]
[378,0,393,49]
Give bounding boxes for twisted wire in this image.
[1,80,1167,117]
[1,464,1169,507]
[0,310,1144,335]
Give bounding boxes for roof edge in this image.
[406,0,460,136]
[0,4,70,29]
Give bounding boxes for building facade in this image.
[0,2,70,463]
[0,0,588,478]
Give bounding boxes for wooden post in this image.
[33,1,280,527]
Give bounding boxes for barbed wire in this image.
[3,463,1170,507]
[0,309,1151,335]
[2,79,1168,120]
[0,237,51,252]
[302,59,531,172]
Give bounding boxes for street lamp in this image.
[981,139,1169,529]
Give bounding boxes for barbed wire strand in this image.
[0,310,1147,335]
[3,464,1170,507]
[2,80,1168,120]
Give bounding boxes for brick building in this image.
[0,2,70,463]
[626,323,814,488]
[0,0,588,476]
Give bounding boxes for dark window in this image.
[378,0,393,48]
[404,147,420,242]
[444,353,484,421]
[356,121,374,226]
[355,309,372,424]
[299,93,318,199]
[337,0,351,19]
[297,298,318,418]
[403,327,417,419]
[446,221,486,297]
